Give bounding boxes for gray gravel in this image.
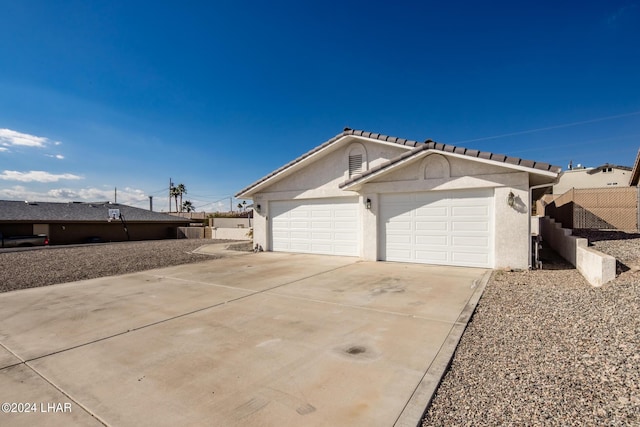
[0,239,242,293]
[2,236,638,424]
[423,235,640,426]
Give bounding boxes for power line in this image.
[451,110,640,145]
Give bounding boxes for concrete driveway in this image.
[0,251,489,427]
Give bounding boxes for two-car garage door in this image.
[269,190,493,267]
[380,189,493,268]
[270,198,359,256]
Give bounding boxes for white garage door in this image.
[380,189,493,267]
[270,198,359,256]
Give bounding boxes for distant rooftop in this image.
[0,200,191,223]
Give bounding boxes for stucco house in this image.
[0,200,192,245]
[236,128,561,269]
[553,163,632,194]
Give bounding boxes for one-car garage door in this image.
[270,198,359,256]
[380,189,493,267]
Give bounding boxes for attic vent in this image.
[349,154,363,177]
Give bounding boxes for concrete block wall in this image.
[540,217,616,286]
[211,227,252,241]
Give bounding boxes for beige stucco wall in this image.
[554,168,630,194]
[250,144,535,269]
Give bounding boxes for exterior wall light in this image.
[507,191,515,207]
[366,198,372,210]
[255,204,261,213]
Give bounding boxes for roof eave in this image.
[235,134,353,198]
[235,131,418,198]
[340,149,560,191]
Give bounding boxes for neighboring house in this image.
[0,200,192,245]
[236,128,560,270]
[553,164,632,194]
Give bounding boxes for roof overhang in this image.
[339,144,559,191]
[235,128,562,198]
[235,131,418,198]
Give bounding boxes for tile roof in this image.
[0,200,192,223]
[234,128,422,197]
[340,137,561,189]
[236,128,562,197]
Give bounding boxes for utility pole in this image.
[149,196,153,212]
[114,187,117,204]
[169,178,173,213]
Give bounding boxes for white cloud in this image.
[0,170,83,183]
[45,154,65,160]
[0,147,8,152]
[0,128,49,148]
[0,185,148,207]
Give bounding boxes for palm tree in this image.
[237,203,243,212]
[176,184,187,212]
[242,200,247,212]
[182,200,194,212]
[170,186,180,213]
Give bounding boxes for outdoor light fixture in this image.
[507,191,515,207]
[366,198,372,210]
[256,204,261,213]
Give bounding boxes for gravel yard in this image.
[2,235,638,425]
[0,239,242,293]
[423,233,640,426]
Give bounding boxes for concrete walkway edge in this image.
[394,269,493,427]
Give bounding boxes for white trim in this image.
[236,135,415,198]
[341,149,558,191]
[350,135,416,150]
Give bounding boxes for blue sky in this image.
[1,1,639,212]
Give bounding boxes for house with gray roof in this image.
[0,200,192,245]
[236,128,561,270]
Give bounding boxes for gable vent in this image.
[349,154,363,177]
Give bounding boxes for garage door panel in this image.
[415,235,448,245]
[452,236,489,247]
[335,231,358,241]
[387,234,412,244]
[415,250,448,262]
[452,206,489,216]
[387,248,412,259]
[271,198,359,256]
[311,221,332,229]
[334,221,359,230]
[452,252,489,264]
[415,221,448,231]
[381,189,493,267]
[387,221,412,231]
[415,206,448,217]
[452,221,489,232]
[290,211,311,219]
